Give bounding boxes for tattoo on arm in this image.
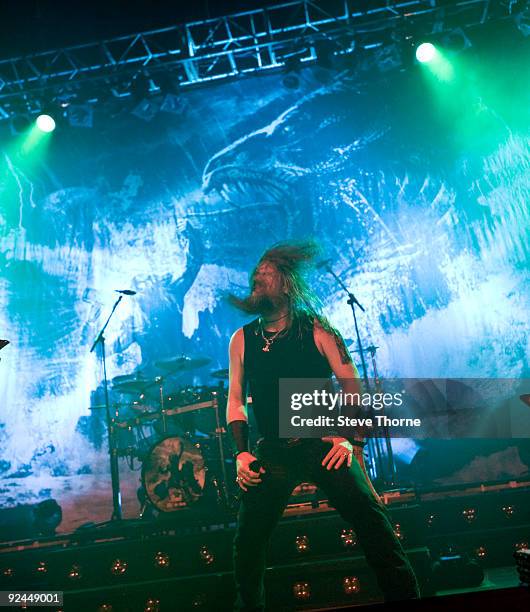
[334,333,353,365]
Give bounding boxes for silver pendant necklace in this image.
[260,319,288,352]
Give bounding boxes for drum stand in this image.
[211,389,230,507]
[90,295,125,521]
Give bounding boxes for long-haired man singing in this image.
[227,242,419,611]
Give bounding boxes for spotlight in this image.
[3,568,14,578]
[34,499,62,535]
[433,554,484,589]
[475,546,487,559]
[67,564,82,580]
[295,535,310,553]
[67,104,93,128]
[427,514,437,527]
[110,559,128,575]
[514,548,530,586]
[393,523,404,541]
[36,114,56,133]
[191,594,207,608]
[340,528,357,548]
[343,576,361,595]
[293,582,311,600]
[462,508,476,523]
[144,598,160,612]
[36,561,48,574]
[97,605,113,612]
[199,546,214,565]
[502,505,515,518]
[441,27,471,53]
[416,42,437,63]
[153,552,170,568]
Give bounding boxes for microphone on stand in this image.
[114,290,137,296]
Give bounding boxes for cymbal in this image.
[112,372,144,385]
[112,379,155,395]
[89,403,128,410]
[154,355,211,373]
[210,368,229,380]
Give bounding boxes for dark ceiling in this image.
[0,0,294,59]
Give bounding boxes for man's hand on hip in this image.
[321,436,353,470]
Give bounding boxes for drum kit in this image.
[101,355,235,517]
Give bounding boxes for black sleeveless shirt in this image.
[243,314,332,440]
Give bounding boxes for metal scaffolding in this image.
[0,0,521,120]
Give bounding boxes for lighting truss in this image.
[0,0,523,119]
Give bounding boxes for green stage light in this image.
[36,114,56,133]
[416,42,437,63]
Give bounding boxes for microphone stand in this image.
[322,263,396,487]
[90,296,124,521]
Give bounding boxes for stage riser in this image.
[1,549,431,612]
[1,489,528,609]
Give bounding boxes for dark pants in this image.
[233,439,419,611]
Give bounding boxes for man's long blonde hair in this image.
[252,241,335,335]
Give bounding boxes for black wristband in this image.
[229,420,249,457]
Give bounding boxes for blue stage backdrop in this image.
[1,53,529,528]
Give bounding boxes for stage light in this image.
[343,576,361,594]
[67,104,93,128]
[153,551,170,568]
[433,554,484,589]
[67,564,82,580]
[199,545,214,565]
[416,42,436,63]
[514,548,530,587]
[393,523,404,541]
[110,559,128,575]
[3,568,14,578]
[515,542,529,552]
[191,594,207,608]
[462,508,476,523]
[295,535,310,553]
[340,528,357,548]
[502,505,515,518]
[475,546,487,559]
[144,598,160,612]
[36,561,48,574]
[293,582,310,600]
[441,27,471,53]
[427,513,437,527]
[97,605,113,612]
[36,114,56,133]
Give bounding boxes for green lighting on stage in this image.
[36,114,56,133]
[416,42,437,63]
[417,43,455,82]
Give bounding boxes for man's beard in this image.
[228,291,287,315]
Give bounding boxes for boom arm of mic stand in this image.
[90,295,123,353]
[323,264,369,385]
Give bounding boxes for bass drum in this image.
[142,436,207,512]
